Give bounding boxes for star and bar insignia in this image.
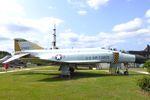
[55,54,63,60]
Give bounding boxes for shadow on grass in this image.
[39,72,144,82]
[14,71,112,81]
[14,71,59,76]
[14,70,144,82]
[38,72,120,82]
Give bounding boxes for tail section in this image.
[14,38,43,52]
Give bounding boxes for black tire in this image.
[69,67,74,73]
[124,71,128,75]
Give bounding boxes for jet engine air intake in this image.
[113,52,119,64]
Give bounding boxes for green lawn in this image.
[0,66,149,100]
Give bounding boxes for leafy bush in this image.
[138,76,150,92]
[0,51,11,59]
[143,60,150,73]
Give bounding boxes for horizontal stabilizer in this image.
[0,55,11,63]
[2,53,29,63]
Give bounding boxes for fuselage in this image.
[20,48,136,64]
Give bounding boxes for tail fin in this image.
[14,38,43,52]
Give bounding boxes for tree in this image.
[143,60,150,73]
[0,51,11,59]
[138,60,150,93]
[138,76,150,92]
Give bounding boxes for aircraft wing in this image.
[2,53,30,64]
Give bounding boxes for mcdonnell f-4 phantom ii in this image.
[3,38,146,76]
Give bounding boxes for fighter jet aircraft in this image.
[3,38,146,76]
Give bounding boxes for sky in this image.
[0,0,150,53]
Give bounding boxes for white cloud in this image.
[0,1,150,51]
[1,16,149,51]
[0,40,13,52]
[0,16,63,37]
[87,0,109,10]
[57,25,150,49]
[68,0,110,16]
[145,38,150,42]
[112,18,142,32]
[77,10,87,16]
[58,31,125,49]
[0,16,64,51]
[145,9,150,18]
[48,6,56,9]
[0,0,64,52]
[148,19,150,23]
[0,0,25,17]
[67,0,86,8]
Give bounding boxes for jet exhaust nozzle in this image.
[135,55,147,63]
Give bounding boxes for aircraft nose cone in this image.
[135,55,147,63]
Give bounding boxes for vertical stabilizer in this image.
[14,38,43,52]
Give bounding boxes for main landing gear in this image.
[109,63,129,75]
[59,64,75,78]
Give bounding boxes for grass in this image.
[0,66,149,100]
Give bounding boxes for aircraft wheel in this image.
[69,67,74,73]
[124,71,128,75]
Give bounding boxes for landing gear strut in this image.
[69,67,74,75]
[109,63,129,75]
[59,64,75,77]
